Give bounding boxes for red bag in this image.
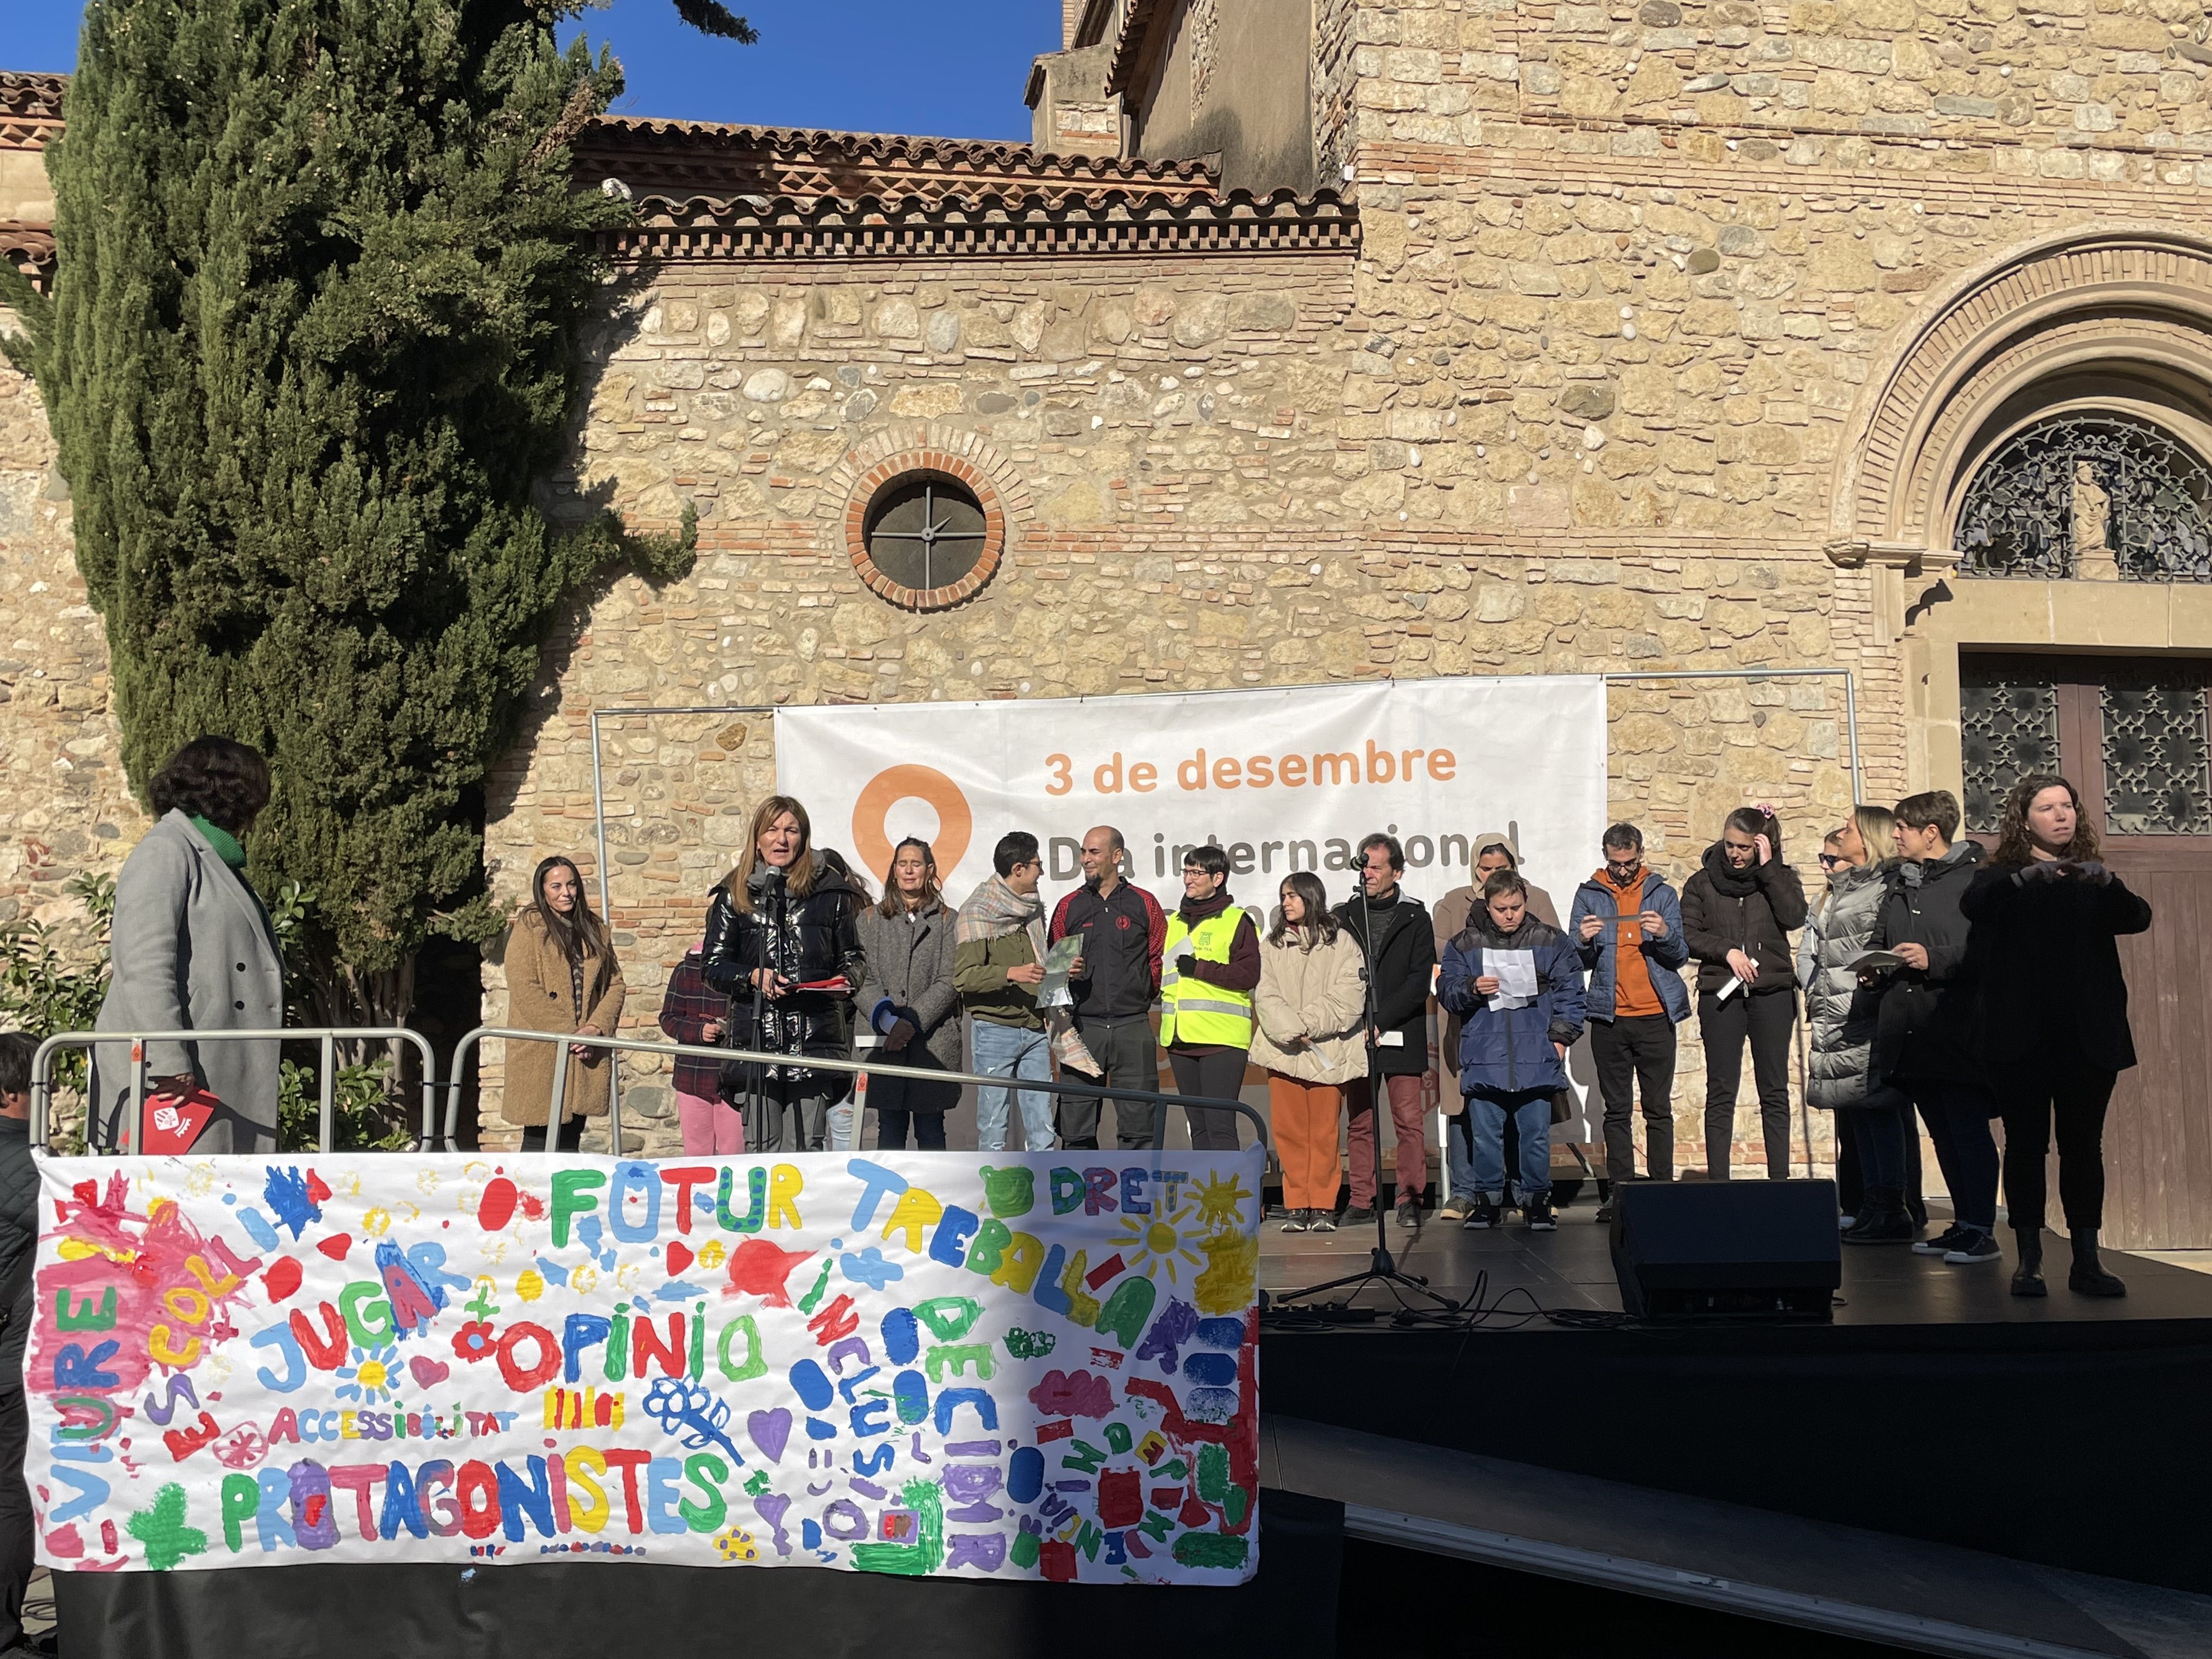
[140,1086,220,1155]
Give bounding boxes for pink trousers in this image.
[678,1090,746,1155]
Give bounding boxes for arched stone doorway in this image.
[1827,227,2212,1249]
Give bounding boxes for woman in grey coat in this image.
[854,838,962,1150]
[92,738,284,1153]
[1796,804,1916,1237]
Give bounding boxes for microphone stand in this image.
[746,866,786,1144]
[1276,876,1460,1316]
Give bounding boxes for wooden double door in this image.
[1961,652,2212,1249]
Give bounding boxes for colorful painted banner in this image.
[26,1150,1265,1584]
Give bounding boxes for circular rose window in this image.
[846,461,1006,611]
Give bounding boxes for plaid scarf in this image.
[956,876,1099,1077]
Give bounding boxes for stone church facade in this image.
[5,0,2212,1239]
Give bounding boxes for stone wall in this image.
[1345,0,2212,168]
[0,314,139,936]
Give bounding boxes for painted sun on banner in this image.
[26,1151,1265,1584]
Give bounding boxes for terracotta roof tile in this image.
[0,71,66,151]
[0,221,56,290]
[614,185,1357,262]
[577,115,1217,206]
[1104,0,1171,96]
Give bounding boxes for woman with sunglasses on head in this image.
[1797,806,1921,1240]
[1962,775,2152,1297]
[854,838,962,1150]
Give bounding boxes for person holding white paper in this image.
[1570,821,1692,1217]
[1437,871,1587,1231]
[1335,834,1437,1230]
[1679,806,1807,1181]
[1435,831,1566,1222]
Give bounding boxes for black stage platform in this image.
[1256,1192,2212,1595]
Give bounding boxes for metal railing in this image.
[31,1027,442,1154]
[453,1025,1274,1163]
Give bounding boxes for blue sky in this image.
[8,1,1056,139]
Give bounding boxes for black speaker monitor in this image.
[1610,1179,1841,1321]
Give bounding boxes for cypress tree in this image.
[1,0,698,1029]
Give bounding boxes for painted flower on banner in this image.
[336,1342,399,1405]
[450,1321,496,1363]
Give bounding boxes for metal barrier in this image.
[452,1025,1274,1164]
[31,1027,442,1154]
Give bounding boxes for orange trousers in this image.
[1269,1073,1345,1211]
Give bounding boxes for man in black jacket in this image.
[1335,834,1436,1230]
[0,1032,46,1659]
[1049,826,1167,1150]
[1862,791,2000,1261]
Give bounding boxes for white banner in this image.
[775,678,1608,915]
[27,1150,1263,1584]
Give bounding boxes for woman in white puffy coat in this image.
[1797,805,1916,1232]
[1251,871,1368,1234]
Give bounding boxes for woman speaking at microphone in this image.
[702,797,865,1153]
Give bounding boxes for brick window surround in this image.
[845,453,1008,611]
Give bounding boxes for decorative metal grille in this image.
[2101,666,2212,835]
[1955,412,2212,582]
[862,474,987,596]
[1960,665,2059,833]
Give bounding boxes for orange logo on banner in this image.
[852,765,973,880]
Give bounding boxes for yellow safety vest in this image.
[1159,910,1254,1048]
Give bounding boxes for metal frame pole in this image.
[585,704,780,1147]
[33,1028,439,1154]
[318,1032,337,1155]
[452,1025,1274,1162]
[1603,667,1864,804]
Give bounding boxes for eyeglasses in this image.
[1817,853,1844,870]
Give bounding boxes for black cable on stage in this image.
[1261,1268,1640,1334]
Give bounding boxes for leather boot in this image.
[2068,1228,2127,1297]
[1842,1186,1914,1244]
[2010,1228,2046,1297]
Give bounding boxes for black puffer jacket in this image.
[1679,844,1808,996]
[1868,840,1985,1086]
[1333,887,1436,1077]
[0,1115,37,1385]
[702,861,866,1094]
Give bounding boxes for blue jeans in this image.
[1446,1109,1477,1198]
[1470,1090,1552,1204]
[973,1020,1055,1151]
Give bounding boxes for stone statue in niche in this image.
[2071,460,2118,579]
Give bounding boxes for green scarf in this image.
[189,816,246,870]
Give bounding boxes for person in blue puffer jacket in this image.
[1438,869,1589,1232]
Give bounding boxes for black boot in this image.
[2068,1228,2126,1297]
[2010,1228,2046,1297]
[1842,1186,1914,1244]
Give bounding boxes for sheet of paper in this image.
[1492,949,1539,1009]
[1036,930,1086,1007]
